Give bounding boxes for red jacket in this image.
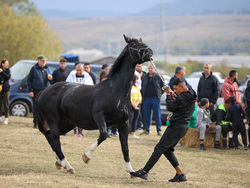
[221,77,241,103]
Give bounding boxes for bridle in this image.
[128,44,150,63]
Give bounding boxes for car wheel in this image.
[10,101,29,117]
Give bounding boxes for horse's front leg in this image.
[82,112,107,164]
[118,120,134,172]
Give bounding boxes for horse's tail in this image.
[35,91,47,134]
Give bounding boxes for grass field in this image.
[0,116,249,188]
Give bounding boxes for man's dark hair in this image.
[229,70,237,78]
[228,96,236,104]
[102,64,109,69]
[225,98,230,104]
[172,77,185,86]
[60,58,67,63]
[200,98,209,107]
[84,63,90,66]
[74,62,81,67]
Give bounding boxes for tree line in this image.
[0,0,62,67]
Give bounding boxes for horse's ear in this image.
[123,34,131,43]
[139,38,142,43]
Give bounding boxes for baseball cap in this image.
[37,55,47,61]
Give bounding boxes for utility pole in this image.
[157,0,168,64]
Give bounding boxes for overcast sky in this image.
[30,0,177,13]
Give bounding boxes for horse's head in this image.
[123,34,153,64]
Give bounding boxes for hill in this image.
[47,14,250,55]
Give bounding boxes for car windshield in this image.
[10,61,35,82]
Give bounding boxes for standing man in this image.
[66,63,94,137]
[197,63,220,116]
[169,65,191,90]
[141,64,165,136]
[28,55,52,128]
[84,63,97,84]
[51,58,71,84]
[221,70,241,104]
[135,63,146,131]
[130,78,196,182]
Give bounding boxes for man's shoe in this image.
[200,144,206,150]
[130,169,148,180]
[168,173,187,182]
[244,146,248,150]
[157,131,162,136]
[214,143,222,149]
[140,130,149,135]
[229,138,234,148]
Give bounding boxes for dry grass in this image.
[0,116,249,188]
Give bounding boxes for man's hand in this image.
[165,86,171,95]
[48,74,53,80]
[209,124,215,130]
[29,92,34,98]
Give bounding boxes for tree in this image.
[0,1,62,67]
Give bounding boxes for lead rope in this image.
[149,59,168,90]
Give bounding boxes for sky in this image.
[30,0,177,14]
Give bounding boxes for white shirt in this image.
[66,70,94,85]
[135,70,142,90]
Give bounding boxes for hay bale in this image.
[180,128,223,148]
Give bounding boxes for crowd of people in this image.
[1,56,250,152]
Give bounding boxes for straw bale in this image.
[180,128,223,148]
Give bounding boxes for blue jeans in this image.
[143,96,162,132]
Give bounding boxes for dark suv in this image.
[9,60,102,116]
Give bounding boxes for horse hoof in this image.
[55,161,62,170]
[82,154,90,164]
[67,169,75,174]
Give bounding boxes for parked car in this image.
[9,60,102,116]
[185,71,224,105]
[159,75,171,124]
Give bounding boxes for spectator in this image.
[129,75,142,139]
[28,55,53,128]
[197,63,220,117]
[141,64,165,136]
[196,98,222,150]
[135,63,146,132]
[101,64,109,72]
[66,63,94,137]
[211,98,233,149]
[84,63,97,84]
[243,80,250,149]
[99,70,109,82]
[130,78,196,182]
[0,59,11,125]
[51,58,70,84]
[221,70,241,104]
[168,65,191,91]
[227,96,248,150]
[66,63,93,85]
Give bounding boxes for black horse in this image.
[36,35,153,174]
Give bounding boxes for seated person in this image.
[196,98,222,150]
[211,98,233,149]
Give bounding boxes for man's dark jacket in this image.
[167,88,197,126]
[197,72,220,104]
[27,63,50,92]
[141,73,165,101]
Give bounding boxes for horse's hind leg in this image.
[45,124,75,174]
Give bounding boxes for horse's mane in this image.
[107,38,140,77]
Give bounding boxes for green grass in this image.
[0,116,249,187]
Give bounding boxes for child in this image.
[129,75,142,139]
[196,98,222,150]
[227,96,248,150]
